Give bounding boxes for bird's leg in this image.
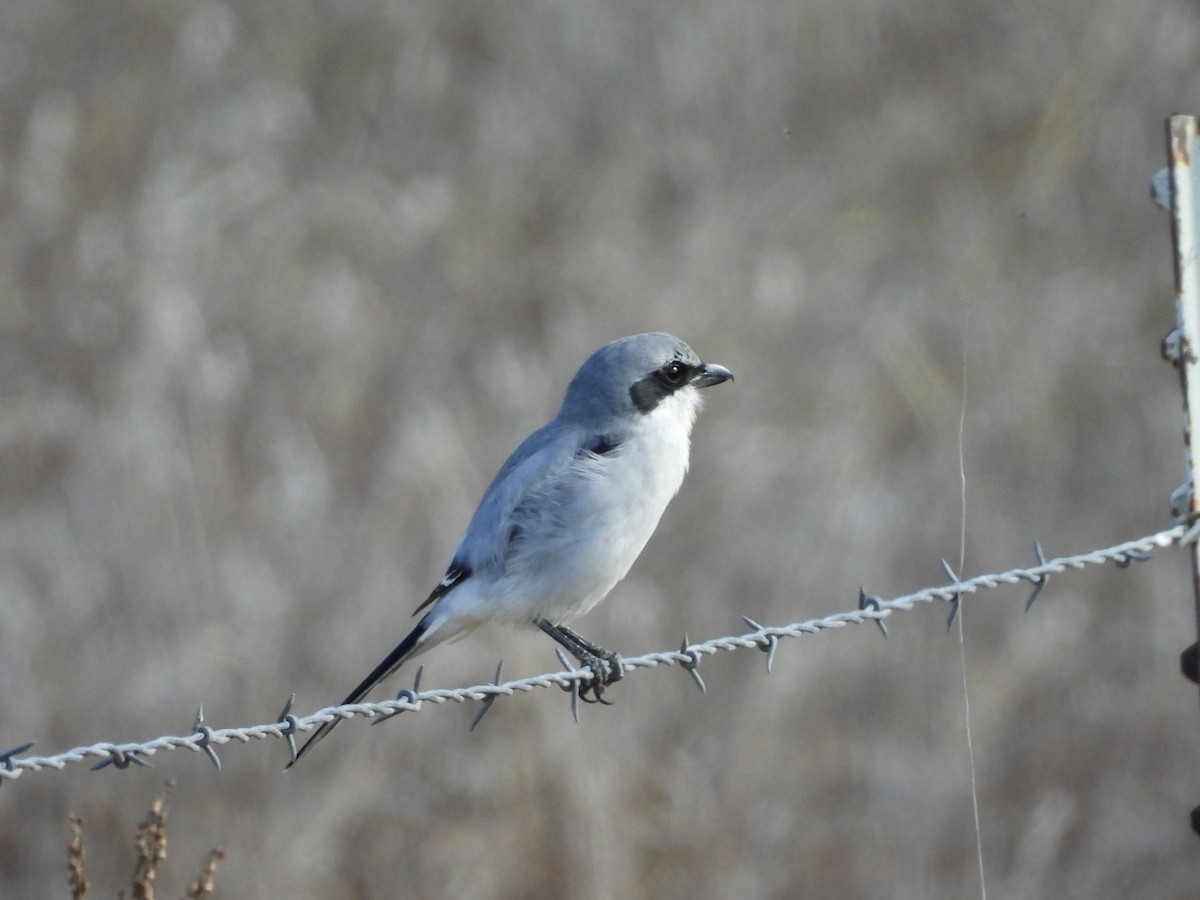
[536,620,624,704]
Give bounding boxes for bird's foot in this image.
[537,619,624,704]
[577,647,624,704]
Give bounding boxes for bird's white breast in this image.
[537,386,701,621]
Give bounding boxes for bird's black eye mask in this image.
[629,359,700,412]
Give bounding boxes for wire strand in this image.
[0,523,1186,782]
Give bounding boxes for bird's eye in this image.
[660,361,687,386]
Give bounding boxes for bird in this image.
[289,332,732,764]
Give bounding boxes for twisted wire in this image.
[1,523,1187,782]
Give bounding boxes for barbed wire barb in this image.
[0,523,1187,784]
[940,558,963,630]
[469,661,506,732]
[1025,542,1050,612]
[0,742,34,788]
[554,648,583,723]
[192,705,222,771]
[741,615,780,673]
[91,747,152,772]
[372,665,424,727]
[678,635,707,694]
[277,694,299,764]
[858,589,889,637]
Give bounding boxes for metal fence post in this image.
[1157,114,1200,836]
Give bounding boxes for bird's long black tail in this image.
[288,619,428,766]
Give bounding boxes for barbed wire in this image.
[1,522,1192,783]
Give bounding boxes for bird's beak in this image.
[694,362,734,388]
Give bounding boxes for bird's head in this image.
[559,332,733,424]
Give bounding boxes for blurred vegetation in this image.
[66,782,224,899]
[1,0,1198,897]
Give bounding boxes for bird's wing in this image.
[446,420,594,576]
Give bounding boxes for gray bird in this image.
[291,332,732,763]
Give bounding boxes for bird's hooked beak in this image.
[693,361,734,388]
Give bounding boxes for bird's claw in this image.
[577,650,624,704]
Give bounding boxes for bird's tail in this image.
[288,617,431,766]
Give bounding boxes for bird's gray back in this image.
[449,418,586,577]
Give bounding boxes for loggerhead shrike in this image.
[290,332,732,763]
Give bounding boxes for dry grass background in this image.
[1,1,1199,897]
